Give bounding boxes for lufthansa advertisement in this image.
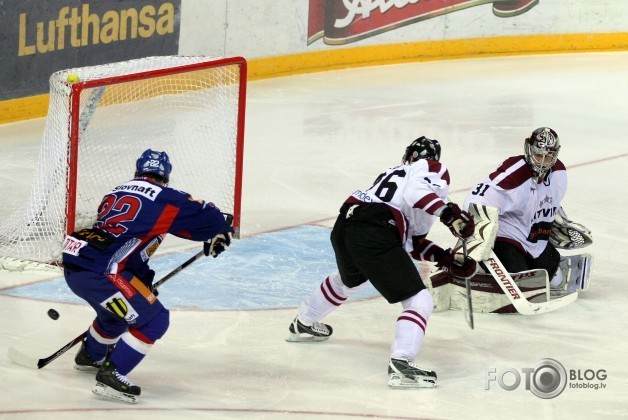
[0,0,181,100]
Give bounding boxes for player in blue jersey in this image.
[62,149,234,404]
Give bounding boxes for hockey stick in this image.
[151,249,205,290]
[461,240,474,330]
[7,331,87,370]
[484,251,577,315]
[451,202,495,329]
[7,248,205,370]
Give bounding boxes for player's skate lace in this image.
[95,360,141,396]
[114,371,136,388]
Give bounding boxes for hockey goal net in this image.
[0,56,247,270]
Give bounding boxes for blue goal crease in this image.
[0,226,378,310]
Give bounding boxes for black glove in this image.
[204,230,233,258]
[435,248,478,279]
[440,202,475,239]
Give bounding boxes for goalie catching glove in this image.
[549,207,592,250]
[439,202,475,239]
[434,247,478,279]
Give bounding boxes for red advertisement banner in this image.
[308,0,539,45]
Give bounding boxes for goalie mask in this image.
[524,127,560,179]
[135,149,172,184]
[402,136,441,164]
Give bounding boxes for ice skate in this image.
[388,358,437,389]
[92,360,141,404]
[74,340,103,372]
[286,317,333,342]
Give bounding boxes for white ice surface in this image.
[1,52,627,419]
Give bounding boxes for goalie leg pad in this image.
[577,254,592,291]
[558,254,593,293]
[449,269,549,313]
[570,254,593,292]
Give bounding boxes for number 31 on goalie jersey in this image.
[471,183,490,197]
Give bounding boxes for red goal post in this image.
[0,56,247,270]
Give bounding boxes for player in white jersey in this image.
[464,127,571,289]
[286,137,476,389]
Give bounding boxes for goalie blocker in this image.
[427,204,593,314]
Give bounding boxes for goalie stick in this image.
[7,247,205,370]
[484,251,577,315]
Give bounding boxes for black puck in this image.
[47,309,60,320]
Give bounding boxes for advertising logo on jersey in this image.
[486,358,608,399]
[307,0,539,45]
[112,180,163,201]
[527,221,553,242]
[100,292,139,323]
[61,235,87,256]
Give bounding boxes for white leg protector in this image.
[297,272,365,323]
[576,254,593,291]
[391,289,434,361]
[549,266,565,288]
[567,254,593,292]
[555,254,593,294]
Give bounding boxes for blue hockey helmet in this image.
[135,149,172,183]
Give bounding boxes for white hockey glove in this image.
[549,207,592,250]
[204,231,233,258]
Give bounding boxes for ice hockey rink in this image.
[1,52,627,419]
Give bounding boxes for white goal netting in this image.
[0,56,246,271]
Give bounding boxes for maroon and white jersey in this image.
[344,159,450,244]
[464,155,567,258]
